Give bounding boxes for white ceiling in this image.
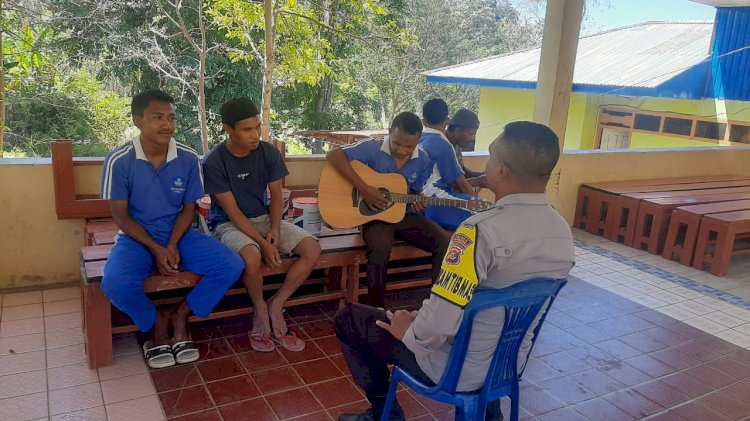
[689,0,750,6]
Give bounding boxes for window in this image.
[633,114,661,132]
[663,117,693,136]
[730,124,750,144]
[695,121,727,140]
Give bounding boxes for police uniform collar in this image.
[380,135,420,159]
[495,193,549,207]
[133,136,178,163]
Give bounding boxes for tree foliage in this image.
[2,0,543,157]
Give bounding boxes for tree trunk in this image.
[314,0,335,116]
[262,0,275,146]
[197,2,209,154]
[0,0,5,158]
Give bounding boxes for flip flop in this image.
[171,340,200,364]
[143,340,175,369]
[272,331,305,352]
[249,332,275,352]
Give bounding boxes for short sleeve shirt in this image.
[419,128,464,192]
[100,136,204,243]
[341,136,432,193]
[202,141,289,227]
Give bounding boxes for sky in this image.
[511,0,718,35]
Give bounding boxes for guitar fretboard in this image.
[385,192,471,208]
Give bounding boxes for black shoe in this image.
[339,406,405,421]
[485,398,504,421]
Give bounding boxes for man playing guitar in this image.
[325,112,451,308]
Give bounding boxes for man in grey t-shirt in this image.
[335,121,575,421]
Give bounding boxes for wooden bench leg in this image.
[344,264,360,304]
[83,283,113,369]
[662,212,700,266]
[710,225,736,277]
[608,197,639,245]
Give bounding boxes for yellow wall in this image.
[477,88,750,150]
[476,88,594,150]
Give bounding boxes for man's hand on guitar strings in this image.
[411,192,427,214]
[361,185,389,210]
[467,197,492,212]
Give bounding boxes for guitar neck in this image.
[386,192,469,208]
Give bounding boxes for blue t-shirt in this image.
[419,128,464,193]
[202,140,289,227]
[341,136,431,193]
[100,137,204,243]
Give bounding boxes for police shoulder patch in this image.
[431,223,479,307]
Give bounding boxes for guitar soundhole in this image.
[355,187,394,216]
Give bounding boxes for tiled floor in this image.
[2,228,750,420]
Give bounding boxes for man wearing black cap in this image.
[447,109,486,189]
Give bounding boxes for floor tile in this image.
[205,375,260,406]
[0,317,44,337]
[602,388,662,418]
[1,303,44,321]
[698,390,750,419]
[252,366,303,394]
[43,287,80,303]
[0,392,48,421]
[313,336,342,356]
[237,349,288,373]
[48,362,99,390]
[632,379,690,409]
[326,400,369,420]
[298,320,336,339]
[45,327,84,349]
[97,352,148,381]
[101,373,156,404]
[159,385,213,418]
[0,370,47,399]
[0,350,46,375]
[151,364,202,393]
[106,395,164,421]
[47,342,88,368]
[278,340,326,364]
[308,377,364,408]
[48,383,104,416]
[44,312,82,332]
[196,355,246,382]
[292,358,343,384]
[169,409,222,421]
[394,390,429,419]
[669,401,733,421]
[2,291,43,307]
[112,335,140,357]
[218,397,276,421]
[573,397,632,421]
[50,405,107,421]
[266,387,324,419]
[195,337,234,361]
[0,332,45,356]
[43,299,81,317]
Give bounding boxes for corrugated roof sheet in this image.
[423,22,715,88]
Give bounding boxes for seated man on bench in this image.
[203,98,321,353]
[100,90,244,369]
[326,111,451,308]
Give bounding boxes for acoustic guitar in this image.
[318,160,492,228]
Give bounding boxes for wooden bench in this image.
[631,191,750,255]
[662,199,750,266]
[610,185,750,246]
[79,227,435,368]
[573,176,750,240]
[692,209,750,276]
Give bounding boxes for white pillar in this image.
[533,0,584,150]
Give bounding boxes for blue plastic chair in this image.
[381,277,567,421]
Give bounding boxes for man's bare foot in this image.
[252,301,272,337]
[150,309,171,347]
[171,300,191,343]
[267,297,288,337]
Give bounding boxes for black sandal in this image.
[143,341,175,369]
[172,340,200,364]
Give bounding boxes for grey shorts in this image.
[214,215,316,256]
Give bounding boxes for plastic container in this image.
[267,188,292,215]
[197,195,211,219]
[291,197,321,235]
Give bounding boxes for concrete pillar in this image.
[533,0,584,149]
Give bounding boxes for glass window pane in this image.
[663,117,693,136]
[695,121,727,140]
[730,125,750,144]
[634,114,661,132]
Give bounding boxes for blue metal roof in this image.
[424,21,715,93]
